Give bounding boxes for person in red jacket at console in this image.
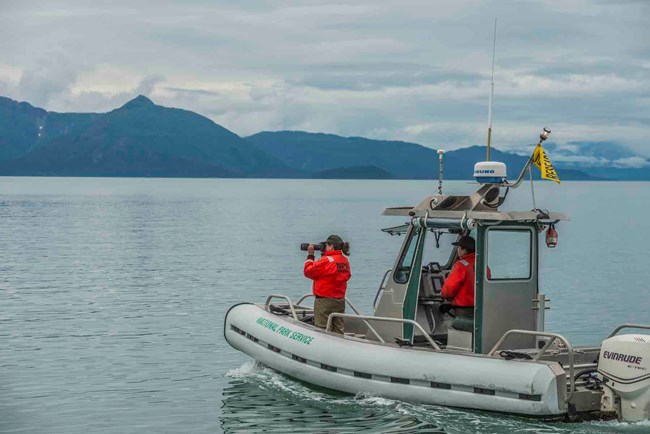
[441,235,478,322]
[304,235,351,334]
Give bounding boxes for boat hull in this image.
[224,303,567,417]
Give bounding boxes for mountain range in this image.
[0,95,647,180]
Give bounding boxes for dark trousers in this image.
[453,307,474,318]
[314,297,345,334]
[451,306,474,332]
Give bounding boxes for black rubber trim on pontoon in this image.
[320,363,337,372]
[391,377,410,385]
[223,302,254,347]
[518,393,542,401]
[474,387,496,396]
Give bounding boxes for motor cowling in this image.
[598,334,650,421]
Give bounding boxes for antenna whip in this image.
[486,17,497,161]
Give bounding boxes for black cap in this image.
[326,234,343,245]
[452,236,475,252]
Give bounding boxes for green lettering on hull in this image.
[255,316,315,345]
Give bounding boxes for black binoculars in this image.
[300,242,326,251]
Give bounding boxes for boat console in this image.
[420,262,446,299]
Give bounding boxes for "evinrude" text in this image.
[603,351,643,365]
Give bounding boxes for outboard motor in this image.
[598,334,650,421]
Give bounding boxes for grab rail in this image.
[325,313,441,351]
[373,268,393,310]
[296,294,364,315]
[608,323,650,338]
[296,294,384,343]
[487,330,575,403]
[264,294,299,321]
[295,293,315,306]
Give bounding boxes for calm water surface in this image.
[1,177,649,433]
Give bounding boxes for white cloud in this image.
[547,154,650,169]
[16,50,81,107]
[611,157,650,169]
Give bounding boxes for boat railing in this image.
[296,294,384,343]
[325,313,442,351]
[487,329,575,403]
[296,294,362,315]
[372,268,393,310]
[264,294,299,321]
[607,323,650,338]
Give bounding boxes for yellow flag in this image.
[532,145,561,184]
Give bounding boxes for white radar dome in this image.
[474,161,507,184]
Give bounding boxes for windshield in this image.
[422,230,457,270]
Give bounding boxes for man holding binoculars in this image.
[302,235,351,334]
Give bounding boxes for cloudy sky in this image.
[1,0,649,161]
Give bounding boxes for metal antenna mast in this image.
[486,17,497,161]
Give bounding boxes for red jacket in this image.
[441,252,476,307]
[304,250,351,299]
